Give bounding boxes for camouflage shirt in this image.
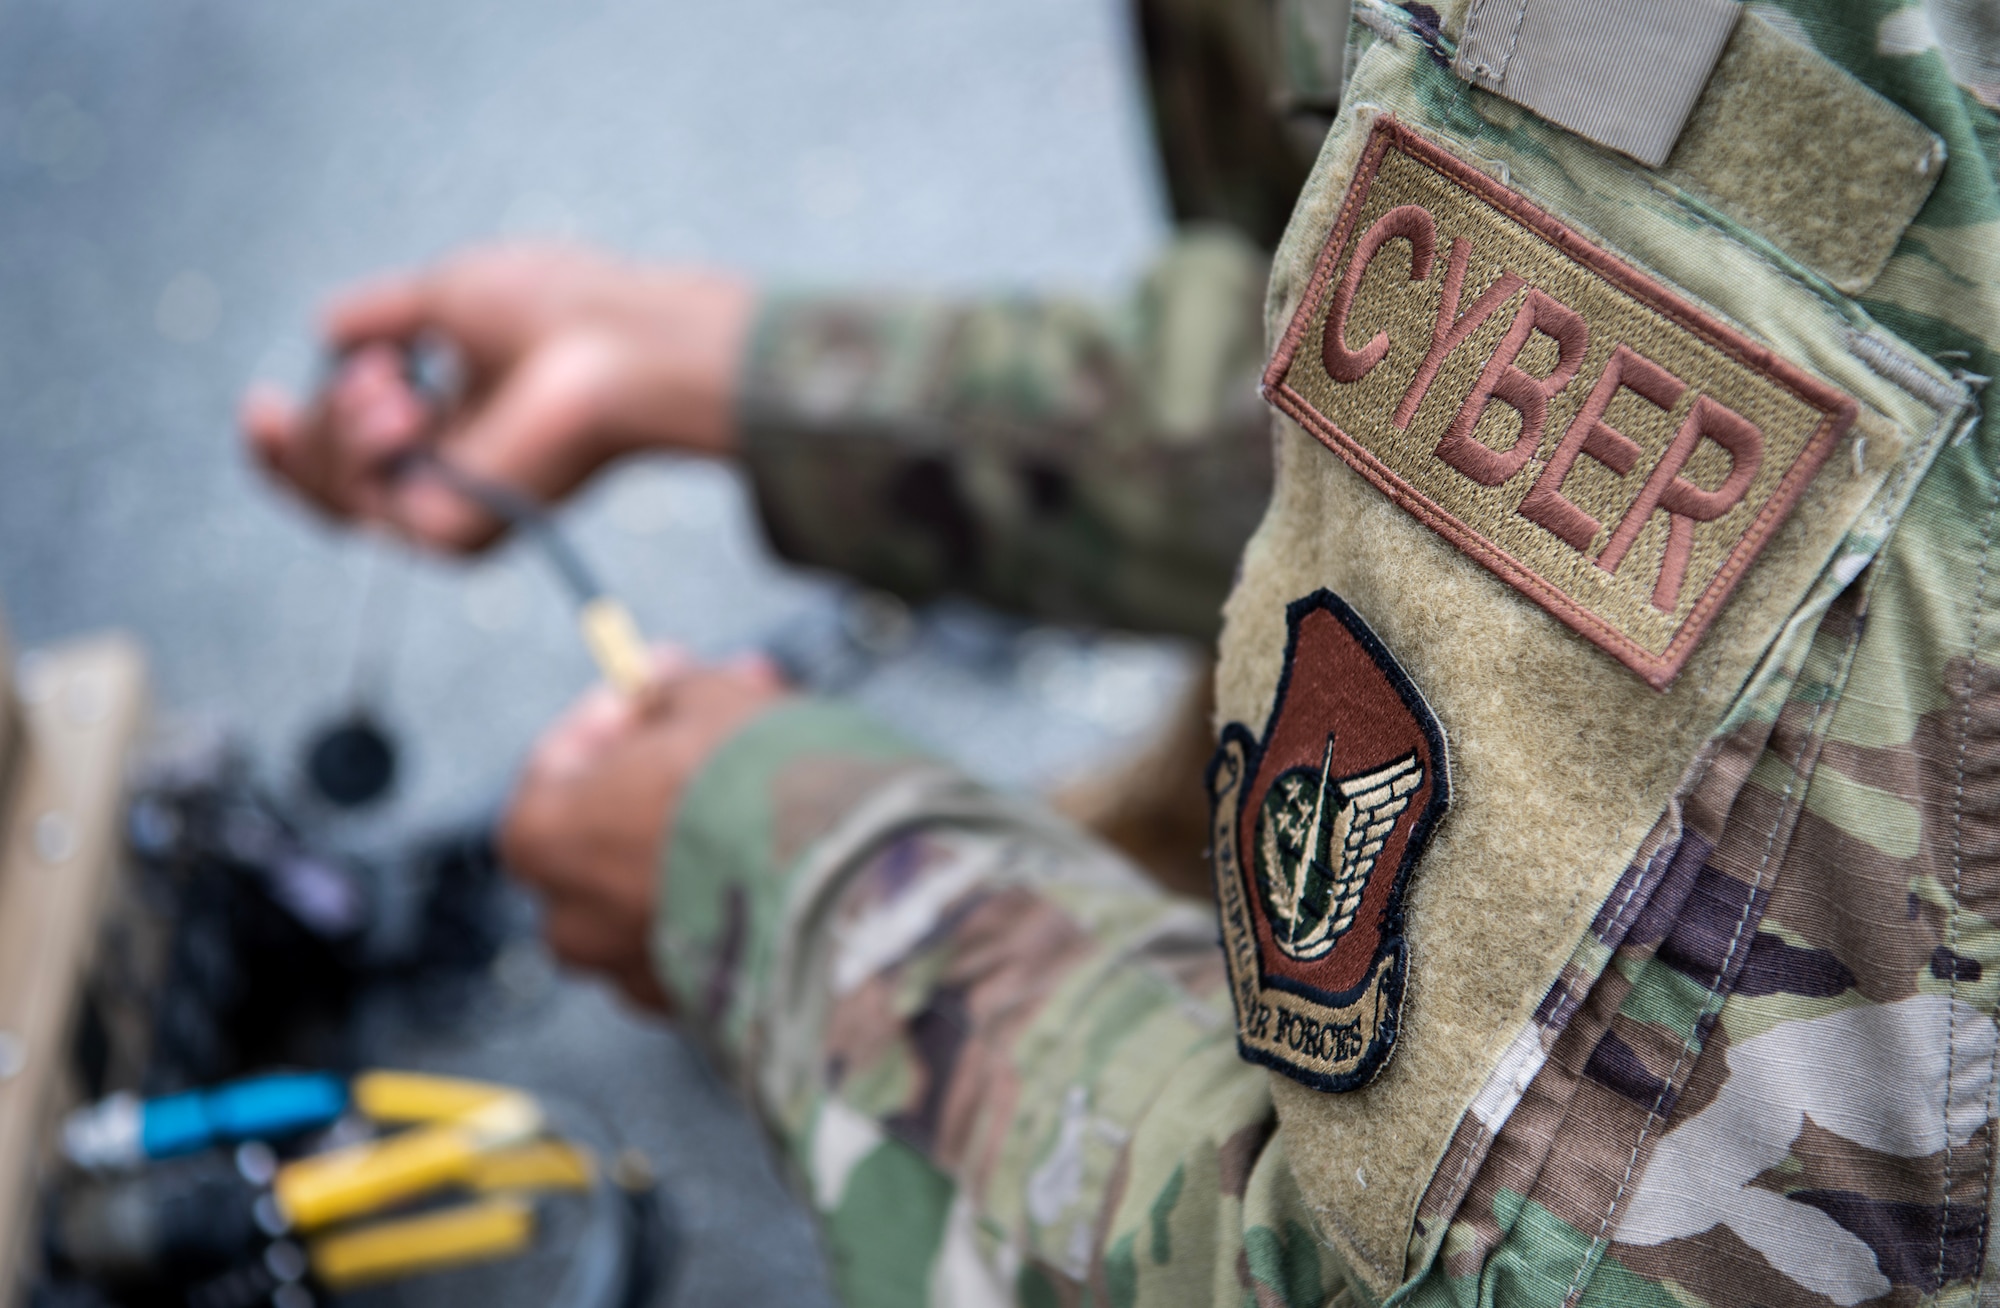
[663,2,2000,1305]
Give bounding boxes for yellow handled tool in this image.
[351,1070,513,1124]
[468,1139,595,1193]
[322,340,657,699]
[309,1195,535,1290]
[275,1092,543,1232]
[401,452,654,697]
[577,596,652,697]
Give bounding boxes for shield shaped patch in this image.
[1208,590,1450,1091]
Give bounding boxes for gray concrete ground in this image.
[0,0,1189,1302]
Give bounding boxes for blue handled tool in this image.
[63,1073,349,1172]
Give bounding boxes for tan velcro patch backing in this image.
[1262,118,1856,689]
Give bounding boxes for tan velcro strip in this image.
[1660,11,1946,295]
[1262,117,1856,690]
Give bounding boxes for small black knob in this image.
[302,713,398,808]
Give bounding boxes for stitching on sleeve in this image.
[1491,0,1533,85]
[1556,609,1864,1307]
[1942,441,2000,1287]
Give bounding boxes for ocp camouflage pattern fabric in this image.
[670,0,2000,1304]
[738,230,1273,641]
[1381,0,2000,1300]
[653,702,1345,1308]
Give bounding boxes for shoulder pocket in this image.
[1214,25,1977,1300]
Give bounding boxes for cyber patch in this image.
[1208,590,1449,1092]
[1263,117,1856,689]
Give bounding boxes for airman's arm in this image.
[651,700,1347,1306]
[736,229,1273,641]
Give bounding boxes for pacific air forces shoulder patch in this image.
[1208,590,1449,1092]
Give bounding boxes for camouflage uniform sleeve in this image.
[651,699,1349,1307]
[735,228,1273,641]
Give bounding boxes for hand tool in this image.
[391,448,653,697]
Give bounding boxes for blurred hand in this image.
[499,647,789,1012]
[241,244,756,552]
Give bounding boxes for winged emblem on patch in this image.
[1257,736,1423,961]
[1208,590,1449,1092]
